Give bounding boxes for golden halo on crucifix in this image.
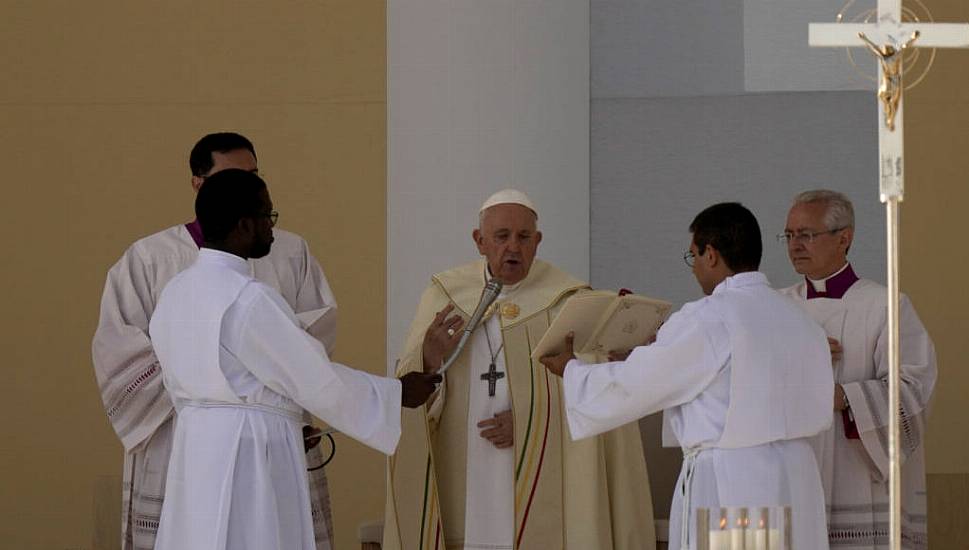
[836,0,937,90]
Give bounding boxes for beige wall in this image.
[0,2,386,549]
[908,0,969,475]
[907,0,969,544]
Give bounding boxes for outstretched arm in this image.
[900,30,921,50]
[857,32,884,56]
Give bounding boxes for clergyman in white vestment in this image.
[542,202,835,550]
[148,169,440,550]
[92,133,339,550]
[779,190,936,549]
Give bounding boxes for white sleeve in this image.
[291,237,339,354]
[229,285,402,455]
[92,247,173,451]
[562,304,729,440]
[844,294,937,478]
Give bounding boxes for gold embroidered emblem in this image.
[500,302,520,319]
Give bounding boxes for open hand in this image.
[477,409,514,449]
[539,332,575,377]
[400,371,443,408]
[422,304,465,373]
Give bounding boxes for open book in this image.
[531,290,673,362]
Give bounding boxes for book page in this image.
[529,291,616,360]
[581,295,672,359]
[530,291,672,361]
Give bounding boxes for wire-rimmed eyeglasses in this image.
[775,227,846,245]
[683,250,695,268]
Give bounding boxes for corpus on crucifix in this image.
[857,29,921,131]
[809,3,968,549]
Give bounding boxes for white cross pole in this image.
[809,3,968,549]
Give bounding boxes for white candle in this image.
[709,530,731,550]
[750,528,767,550]
[768,528,781,549]
[729,528,744,550]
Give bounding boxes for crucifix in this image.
[809,4,969,549]
[480,361,505,397]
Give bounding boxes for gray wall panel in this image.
[744,0,874,92]
[591,0,745,98]
[591,92,883,307]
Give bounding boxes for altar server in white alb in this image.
[148,169,441,550]
[541,202,835,550]
[93,132,339,550]
[780,190,936,549]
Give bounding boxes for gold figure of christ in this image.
[858,30,921,131]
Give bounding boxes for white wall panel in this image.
[388,0,590,373]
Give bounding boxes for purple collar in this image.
[806,264,859,300]
[185,219,204,248]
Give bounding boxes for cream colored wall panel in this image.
[0,1,384,104]
[0,2,387,548]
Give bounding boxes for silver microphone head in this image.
[464,278,503,334]
[483,278,503,299]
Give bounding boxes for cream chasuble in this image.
[782,269,936,550]
[384,259,656,550]
[92,225,337,550]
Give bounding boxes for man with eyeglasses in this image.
[779,189,936,549]
[541,202,834,550]
[93,132,339,550]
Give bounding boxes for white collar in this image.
[198,248,251,276]
[712,271,769,295]
[484,265,524,298]
[807,262,849,293]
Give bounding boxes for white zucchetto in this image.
[479,189,538,218]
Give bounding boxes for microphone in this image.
[438,278,503,375]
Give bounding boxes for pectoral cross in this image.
[808,5,968,550]
[480,361,505,397]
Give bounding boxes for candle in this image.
[729,527,744,550]
[768,528,781,549]
[751,528,767,550]
[709,530,731,550]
